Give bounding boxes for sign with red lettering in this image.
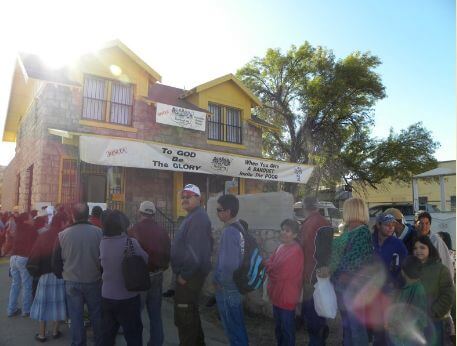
[79,135,314,184]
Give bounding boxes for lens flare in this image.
[385,303,429,345]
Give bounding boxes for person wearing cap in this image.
[368,213,408,345]
[298,196,333,345]
[384,207,417,254]
[171,184,212,346]
[129,200,171,346]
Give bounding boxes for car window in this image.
[398,206,414,216]
[328,208,342,219]
[318,208,325,216]
[369,206,383,217]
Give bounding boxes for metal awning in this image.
[412,165,456,212]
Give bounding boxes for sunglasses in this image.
[181,195,195,200]
[216,208,225,213]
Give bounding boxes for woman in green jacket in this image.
[413,236,455,345]
[319,197,374,346]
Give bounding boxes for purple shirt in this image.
[100,234,148,300]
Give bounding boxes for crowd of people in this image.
[0,184,455,346]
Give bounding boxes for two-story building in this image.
[1,40,313,227]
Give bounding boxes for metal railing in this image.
[155,207,176,239]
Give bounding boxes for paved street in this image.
[0,258,228,346]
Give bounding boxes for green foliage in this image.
[237,42,439,195]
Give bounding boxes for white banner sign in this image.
[156,103,206,131]
[79,136,314,184]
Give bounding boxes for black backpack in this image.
[122,237,151,291]
[232,222,266,294]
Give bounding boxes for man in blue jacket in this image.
[171,184,212,346]
[214,194,249,345]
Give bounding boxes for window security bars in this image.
[207,103,242,144]
[82,75,133,126]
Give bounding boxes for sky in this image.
[0,0,455,166]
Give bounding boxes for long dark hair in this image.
[49,212,69,234]
[413,235,440,262]
[103,210,129,237]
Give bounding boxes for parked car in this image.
[293,201,343,229]
[368,203,440,226]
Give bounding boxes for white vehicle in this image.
[293,201,343,229]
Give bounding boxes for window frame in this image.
[81,74,135,126]
[207,102,242,144]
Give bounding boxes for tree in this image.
[236,42,439,197]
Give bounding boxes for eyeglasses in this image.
[216,208,225,213]
[181,195,195,200]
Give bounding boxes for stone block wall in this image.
[37,83,264,157]
[2,79,265,212]
[124,167,174,222]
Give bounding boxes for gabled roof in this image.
[414,167,456,178]
[148,84,208,113]
[101,40,162,82]
[181,73,262,107]
[19,53,80,86]
[18,40,162,85]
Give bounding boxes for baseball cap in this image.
[182,184,201,197]
[139,201,156,215]
[384,208,403,221]
[377,213,396,224]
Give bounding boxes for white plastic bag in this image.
[313,277,337,319]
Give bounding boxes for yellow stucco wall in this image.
[191,80,253,120]
[4,62,43,141]
[353,161,456,210]
[70,46,153,97]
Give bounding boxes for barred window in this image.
[82,75,133,126]
[82,76,107,121]
[207,103,242,144]
[110,81,134,125]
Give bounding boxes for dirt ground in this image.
[195,296,343,346]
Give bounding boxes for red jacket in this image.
[128,218,171,272]
[88,216,102,229]
[299,211,331,284]
[266,242,304,310]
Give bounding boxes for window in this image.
[82,75,134,125]
[207,103,242,144]
[451,196,456,211]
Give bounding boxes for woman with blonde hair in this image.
[318,197,374,345]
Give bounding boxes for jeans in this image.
[334,282,369,346]
[101,295,143,346]
[8,255,33,315]
[302,297,328,346]
[215,287,249,346]
[65,280,103,346]
[142,272,164,346]
[174,273,206,346]
[273,305,295,346]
